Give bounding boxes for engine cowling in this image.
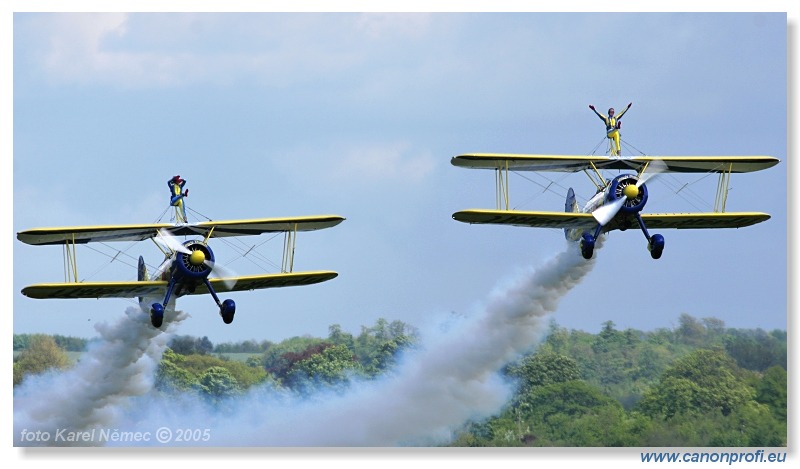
[173,240,214,280]
[608,174,648,214]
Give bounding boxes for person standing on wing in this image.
[168,175,189,223]
[589,102,632,156]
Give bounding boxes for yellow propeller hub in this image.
[623,184,639,199]
[189,249,206,266]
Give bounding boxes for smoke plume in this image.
[14,307,187,446]
[14,241,598,446]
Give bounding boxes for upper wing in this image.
[451,154,779,173]
[21,271,338,299]
[187,216,345,239]
[17,215,345,246]
[453,209,770,230]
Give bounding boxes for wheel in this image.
[649,234,665,259]
[220,299,236,324]
[150,303,164,328]
[580,233,595,260]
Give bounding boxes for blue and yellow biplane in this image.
[451,154,778,260]
[17,179,344,328]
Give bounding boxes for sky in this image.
[2,3,796,465]
[8,10,791,352]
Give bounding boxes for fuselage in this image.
[565,173,648,241]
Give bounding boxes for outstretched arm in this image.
[616,102,632,119]
[588,104,605,121]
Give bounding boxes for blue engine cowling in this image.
[608,174,648,214]
[172,241,214,280]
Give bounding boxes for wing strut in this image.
[582,161,607,191]
[714,162,733,212]
[63,233,78,283]
[496,160,510,210]
[281,224,298,273]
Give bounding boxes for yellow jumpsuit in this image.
[168,178,188,223]
[591,106,629,156]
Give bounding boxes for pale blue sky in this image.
[11,11,789,346]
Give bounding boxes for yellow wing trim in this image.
[22,281,166,299]
[453,209,597,229]
[640,213,770,229]
[453,209,771,230]
[21,271,338,299]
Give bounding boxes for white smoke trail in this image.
[13,307,187,446]
[121,241,599,446]
[13,240,599,447]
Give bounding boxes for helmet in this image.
[608,108,615,114]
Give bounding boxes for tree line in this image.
[452,314,786,446]
[12,313,786,446]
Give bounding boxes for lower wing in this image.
[453,209,770,230]
[21,271,338,299]
[640,213,770,229]
[453,209,597,229]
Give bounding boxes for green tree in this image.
[260,336,328,372]
[13,334,71,386]
[677,313,706,346]
[709,402,786,446]
[518,380,626,446]
[638,348,754,419]
[540,320,569,355]
[328,324,355,350]
[286,344,362,392]
[366,335,414,375]
[755,366,787,422]
[155,348,197,393]
[13,334,30,351]
[180,353,269,388]
[507,352,580,395]
[193,366,241,402]
[724,328,786,371]
[350,318,418,374]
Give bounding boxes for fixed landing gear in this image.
[648,233,665,259]
[580,215,665,260]
[148,297,235,327]
[220,299,236,324]
[634,213,664,260]
[580,233,596,260]
[150,303,164,328]
[202,278,236,324]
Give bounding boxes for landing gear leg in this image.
[203,279,236,324]
[150,276,178,328]
[580,224,604,260]
[634,213,665,259]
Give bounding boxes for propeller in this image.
[154,228,191,255]
[205,260,238,290]
[592,160,668,226]
[155,228,238,290]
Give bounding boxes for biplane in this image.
[17,183,345,328]
[451,153,779,260]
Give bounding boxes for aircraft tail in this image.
[137,256,148,304]
[138,256,148,281]
[564,188,578,240]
